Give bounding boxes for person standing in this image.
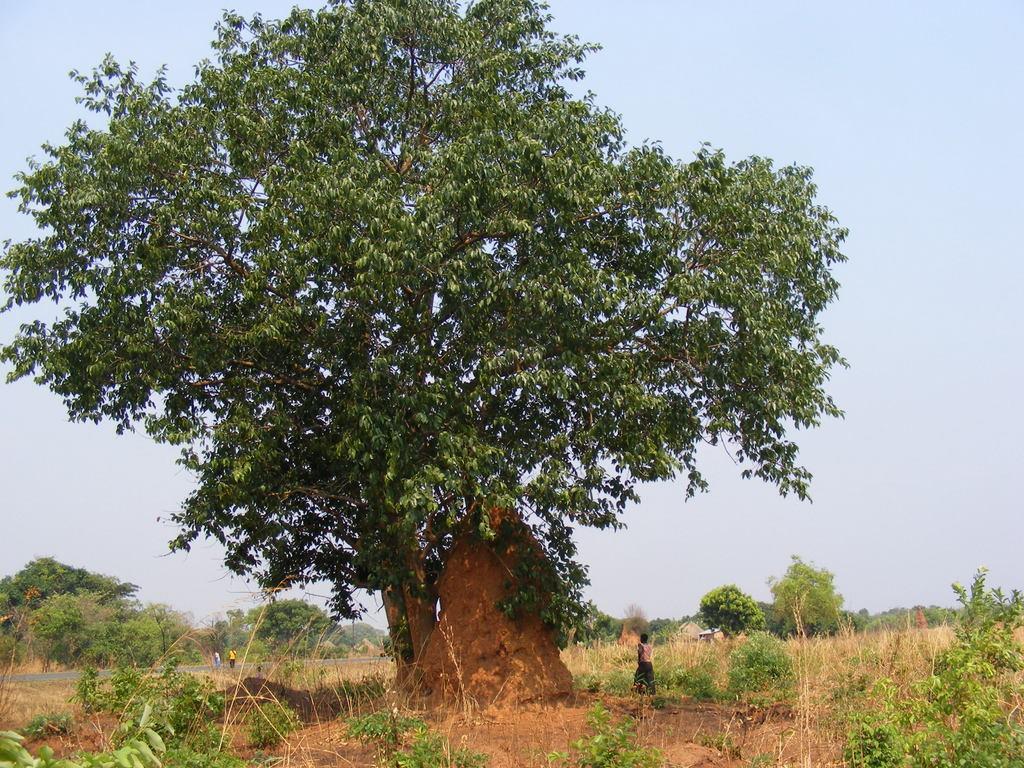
[228,649,237,669]
[634,633,655,694]
[213,651,221,670]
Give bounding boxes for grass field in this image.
[0,626,1003,768]
[6,624,1018,768]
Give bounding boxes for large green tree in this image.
[1,0,845,677]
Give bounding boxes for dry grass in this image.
[0,627,990,768]
[0,679,77,730]
[563,627,956,767]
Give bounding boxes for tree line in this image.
[576,555,962,643]
[0,558,383,669]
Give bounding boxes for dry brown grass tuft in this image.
[0,679,77,731]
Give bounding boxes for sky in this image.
[1,1,1022,628]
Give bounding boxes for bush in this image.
[156,666,225,743]
[332,672,389,715]
[572,673,603,693]
[844,719,905,768]
[844,570,1024,767]
[164,745,247,768]
[348,710,426,766]
[72,667,102,713]
[22,712,72,739]
[662,665,722,702]
[1,709,166,768]
[695,732,741,760]
[245,699,300,748]
[348,712,486,768]
[549,703,661,768]
[727,632,794,695]
[600,671,637,697]
[72,662,226,751]
[395,728,488,768]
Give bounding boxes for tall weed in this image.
[845,571,1024,767]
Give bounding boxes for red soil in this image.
[418,515,573,708]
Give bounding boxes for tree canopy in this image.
[0,557,137,611]
[254,599,332,649]
[0,559,190,668]
[698,584,766,637]
[769,556,845,637]
[1,0,846,665]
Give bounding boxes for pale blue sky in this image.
[1,1,1022,626]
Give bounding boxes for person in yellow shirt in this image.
[228,649,237,669]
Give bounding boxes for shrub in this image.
[332,672,389,715]
[72,667,102,713]
[599,671,637,697]
[395,728,488,768]
[844,570,1024,767]
[0,709,166,768]
[348,710,426,766]
[662,665,722,701]
[245,699,300,748]
[107,666,147,714]
[155,666,225,742]
[74,663,225,749]
[164,745,247,768]
[22,712,72,739]
[695,732,741,760]
[348,712,486,768]
[549,703,661,768]
[844,719,904,768]
[572,673,603,693]
[727,632,794,695]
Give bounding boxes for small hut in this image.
[676,622,703,641]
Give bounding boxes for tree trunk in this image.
[383,583,438,689]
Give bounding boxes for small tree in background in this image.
[699,585,766,637]
[769,556,844,637]
[253,599,332,651]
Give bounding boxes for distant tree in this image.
[769,556,844,637]
[327,621,385,653]
[698,585,766,637]
[27,592,193,668]
[202,609,256,657]
[757,600,785,636]
[138,603,193,657]
[0,558,137,611]
[28,592,95,667]
[861,605,960,632]
[2,559,196,668]
[573,602,621,645]
[252,599,332,650]
[647,617,683,641]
